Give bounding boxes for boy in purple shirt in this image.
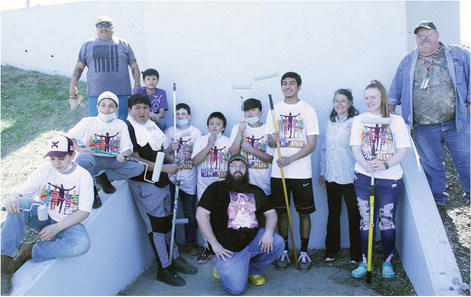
[134,68,168,131]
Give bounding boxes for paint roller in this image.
[254,72,279,82]
[1,203,48,221]
[125,151,165,183]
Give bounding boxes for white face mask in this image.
[245,116,259,125]
[176,119,189,127]
[59,162,74,174]
[209,132,223,139]
[98,112,117,122]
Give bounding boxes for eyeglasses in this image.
[96,23,112,28]
[416,31,435,40]
[229,164,247,169]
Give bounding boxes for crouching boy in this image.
[1,136,93,296]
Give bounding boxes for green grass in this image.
[1,65,88,204]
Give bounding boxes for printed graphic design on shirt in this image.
[201,146,229,178]
[278,112,305,148]
[243,134,269,169]
[361,124,394,161]
[227,191,259,230]
[172,136,194,170]
[89,132,121,155]
[93,45,120,73]
[41,183,79,215]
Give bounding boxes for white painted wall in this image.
[0,0,462,249]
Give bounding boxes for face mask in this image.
[209,132,222,139]
[59,162,73,174]
[98,112,117,122]
[176,119,189,127]
[245,117,259,125]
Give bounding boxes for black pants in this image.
[324,181,361,261]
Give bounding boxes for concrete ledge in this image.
[397,146,465,295]
[10,180,155,296]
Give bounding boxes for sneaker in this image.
[172,256,197,274]
[324,256,336,262]
[248,274,266,286]
[156,267,186,286]
[92,186,102,209]
[197,247,212,264]
[298,251,312,272]
[212,267,220,279]
[275,250,290,271]
[96,173,116,194]
[351,262,368,278]
[381,262,396,278]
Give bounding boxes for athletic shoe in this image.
[381,262,396,278]
[156,267,186,286]
[92,186,102,209]
[324,256,336,262]
[212,267,220,279]
[275,250,290,271]
[197,247,212,264]
[96,173,116,194]
[248,274,266,286]
[172,256,197,274]
[179,244,200,256]
[298,251,312,272]
[351,263,368,278]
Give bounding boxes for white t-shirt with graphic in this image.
[229,123,273,195]
[165,125,202,195]
[350,112,411,180]
[67,117,133,156]
[265,100,319,179]
[192,134,231,199]
[18,163,94,222]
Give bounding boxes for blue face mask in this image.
[176,119,189,127]
[245,117,259,125]
[98,112,117,122]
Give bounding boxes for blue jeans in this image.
[169,183,197,245]
[213,229,284,295]
[413,119,470,205]
[88,95,129,120]
[353,173,403,263]
[75,154,144,180]
[1,198,90,261]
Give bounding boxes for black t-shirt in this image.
[198,181,273,252]
[126,120,169,187]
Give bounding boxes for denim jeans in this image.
[75,154,144,181]
[213,228,284,295]
[1,198,90,262]
[413,119,470,205]
[169,183,197,245]
[88,95,129,120]
[353,173,403,263]
[325,182,361,261]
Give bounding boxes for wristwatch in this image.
[383,162,390,170]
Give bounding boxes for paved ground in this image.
[119,253,378,296]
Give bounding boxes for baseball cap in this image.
[414,20,437,34]
[95,15,113,25]
[44,136,74,158]
[229,154,248,166]
[97,91,119,107]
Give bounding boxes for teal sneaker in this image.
[381,262,396,278]
[351,263,368,278]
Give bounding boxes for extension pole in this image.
[268,93,299,269]
[366,172,375,283]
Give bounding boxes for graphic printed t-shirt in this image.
[165,125,202,195]
[229,123,273,195]
[265,100,319,179]
[78,37,136,96]
[198,181,273,252]
[18,163,94,222]
[192,134,231,199]
[350,112,411,180]
[67,117,133,156]
[134,87,169,115]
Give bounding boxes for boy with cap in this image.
[1,136,93,296]
[196,154,284,295]
[67,91,144,208]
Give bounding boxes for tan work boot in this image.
[1,255,15,296]
[14,241,34,271]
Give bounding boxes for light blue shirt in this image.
[388,43,470,132]
[319,116,356,185]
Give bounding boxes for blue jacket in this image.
[388,43,470,132]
